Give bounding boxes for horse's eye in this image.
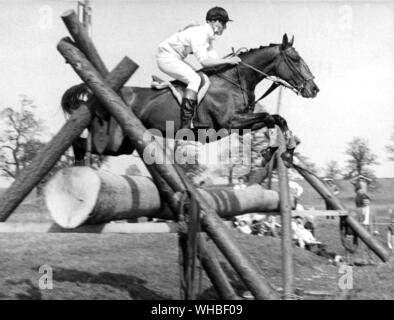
[292,55,301,62]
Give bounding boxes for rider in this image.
[156,7,241,129]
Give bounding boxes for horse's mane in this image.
[199,43,280,76]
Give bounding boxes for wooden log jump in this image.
[57,37,279,300]
[45,167,283,228]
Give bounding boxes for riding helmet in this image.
[206,7,233,23]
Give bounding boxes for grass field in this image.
[0,178,393,300]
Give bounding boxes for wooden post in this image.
[198,236,240,300]
[293,161,389,262]
[0,57,138,222]
[57,38,279,300]
[276,132,293,299]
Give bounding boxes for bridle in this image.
[217,46,315,111]
[279,48,315,92]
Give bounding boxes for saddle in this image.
[151,73,210,106]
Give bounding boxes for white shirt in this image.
[291,221,318,247]
[158,23,219,63]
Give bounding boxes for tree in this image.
[343,137,378,182]
[324,160,342,179]
[0,96,73,194]
[0,96,46,179]
[386,129,394,161]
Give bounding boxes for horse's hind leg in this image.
[72,137,87,166]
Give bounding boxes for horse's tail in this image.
[60,83,89,119]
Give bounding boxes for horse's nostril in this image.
[313,86,320,93]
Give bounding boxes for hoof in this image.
[260,147,277,166]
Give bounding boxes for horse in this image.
[61,34,319,166]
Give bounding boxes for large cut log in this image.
[0,57,138,222]
[45,167,282,228]
[57,38,279,300]
[293,161,389,262]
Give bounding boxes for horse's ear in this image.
[290,35,294,46]
[281,34,289,49]
[282,34,288,44]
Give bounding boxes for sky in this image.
[0,0,393,186]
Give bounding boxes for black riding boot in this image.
[180,89,197,129]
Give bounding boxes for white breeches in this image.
[156,52,201,93]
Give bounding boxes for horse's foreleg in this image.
[230,113,297,167]
[228,112,275,131]
[229,113,279,168]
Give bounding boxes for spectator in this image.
[356,194,377,231]
[351,175,371,194]
[263,215,281,237]
[234,176,248,190]
[304,216,315,237]
[291,216,341,263]
[291,216,318,249]
[234,214,253,234]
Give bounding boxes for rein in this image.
[216,46,315,112]
[239,60,299,94]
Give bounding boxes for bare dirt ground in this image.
[1,218,393,300]
[0,179,393,300]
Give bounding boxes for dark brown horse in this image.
[61,34,319,163]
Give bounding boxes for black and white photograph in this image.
[0,0,393,304]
